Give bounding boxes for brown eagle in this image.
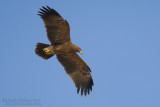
[35,6,93,96]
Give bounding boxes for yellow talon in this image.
[43,48,51,54]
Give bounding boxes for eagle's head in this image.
[71,44,82,54]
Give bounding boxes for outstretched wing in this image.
[38,6,71,45]
[56,53,94,96]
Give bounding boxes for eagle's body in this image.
[35,6,93,96]
[43,43,81,54]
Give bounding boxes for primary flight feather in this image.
[35,6,94,96]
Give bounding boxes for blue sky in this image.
[0,0,160,107]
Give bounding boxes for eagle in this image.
[35,6,94,96]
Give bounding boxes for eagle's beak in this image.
[79,50,83,54]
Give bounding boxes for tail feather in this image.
[35,43,54,59]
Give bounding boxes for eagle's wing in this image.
[38,6,71,45]
[56,53,94,96]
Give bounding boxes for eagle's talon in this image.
[43,49,51,54]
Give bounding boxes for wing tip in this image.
[77,77,94,96]
[37,5,61,18]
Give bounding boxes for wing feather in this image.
[56,53,94,96]
[38,6,71,45]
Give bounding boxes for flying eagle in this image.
[35,6,93,96]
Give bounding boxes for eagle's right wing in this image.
[38,6,71,45]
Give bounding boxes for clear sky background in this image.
[0,0,160,107]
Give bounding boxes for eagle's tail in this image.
[35,43,54,59]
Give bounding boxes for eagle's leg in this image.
[43,48,51,54]
[43,46,55,55]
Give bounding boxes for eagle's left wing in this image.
[56,53,94,96]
